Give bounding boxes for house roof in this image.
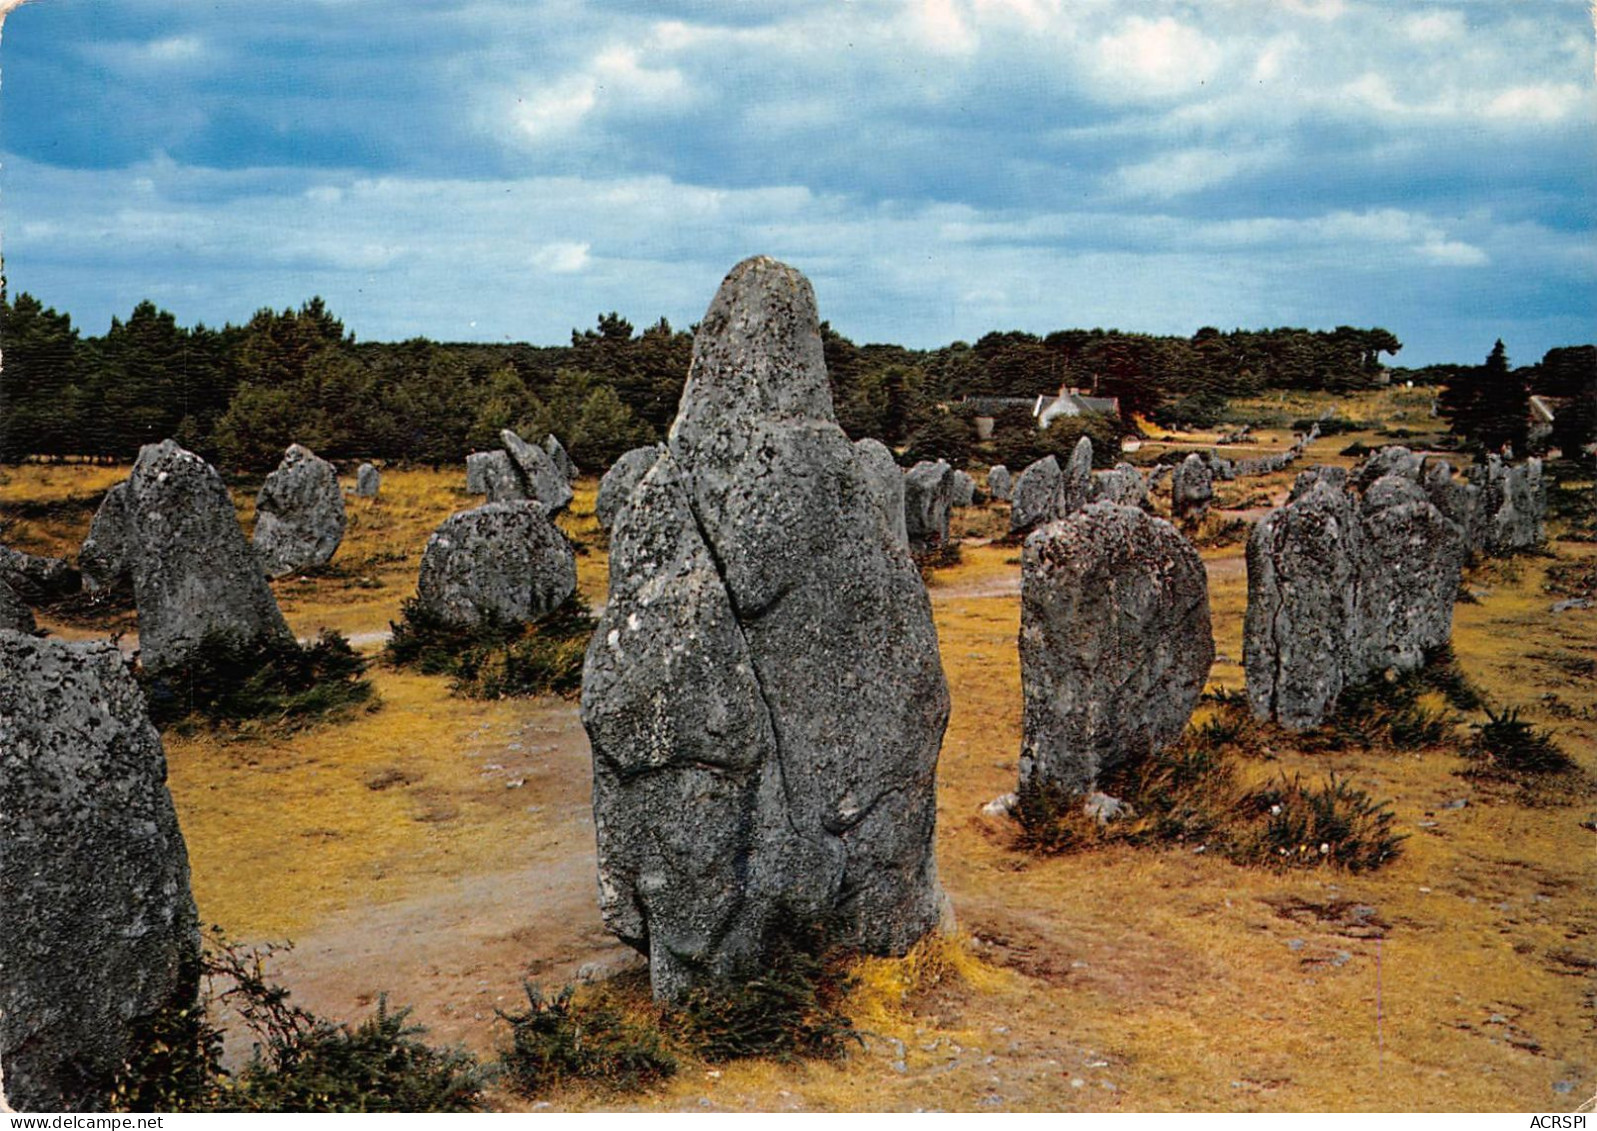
[1037,392,1120,417]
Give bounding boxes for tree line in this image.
[1,289,1589,472]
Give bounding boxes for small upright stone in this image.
[1355,476,1466,674]
[1421,459,1481,555]
[1355,446,1422,490]
[79,482,134,592]
[1010,456,1062,534]
[1171,453,1213,521]
[854,438,909,551]
[502,429,574,514]
[0,547,78,606]
[987,465,1013,501]
[950,469,977,508]
[466,450,527,503]
[355,462,381,498]
[543,435,579,482]
[1019,504,1213,795]
[1243,478,1362,730]
[118,441,294,676]
[1093,463,1147,508]
[904,460,955,554]
[415,501,576,629]
[1059,436,1094,515]
[252,443,346,578]
[595,444,664,533]
[0,632,201,1112]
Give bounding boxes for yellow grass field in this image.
[1,409,1591,1112]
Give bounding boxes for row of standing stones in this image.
[0,256,1552,1107]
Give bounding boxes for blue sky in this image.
[1,0,1591,366]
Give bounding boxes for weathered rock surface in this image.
[1355,446,1422,490]
[0,546,78,606]
[1019,504,1213,795]
[987,465,1012,501]
[0,632,200,1112]
[904,460,955,553]
[1472,454,1544,553]
[1356,476,1466,674]
[950,469,977,508]
[415,501,576,629]
[355,462,381,498]
[1421,459,1481,555]
[1287,464,1349,503]
[1058,436,1095,515]
[583,256,947,1001]
[79,483,134,592]
[0,578,36,633]
[502,429,574,514]
[252,444,346,578]
[117,441,294,675]
[1171,453,1214,521]
[595,444,664,533]
[1093,463,1147,508]
[1010,456,1062,534]
[854,438,909,551]
[543,434,579,481]
[465,449,527,503]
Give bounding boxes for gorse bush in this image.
[385,595,595,699]
[1467,706,1573,775]
[496,984,677,1097]
[113,931,483,1113]
[139,630,374,730]
[1232,774,1404,873]
[1308,646,1480,752]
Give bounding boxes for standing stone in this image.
[1058,436,1094,515]
[1355,446,1422,490]
[1093,463,1147,509]
[1355,476,1466,674]
[355,462,381,498]
[904,460,955,554]
[1171,453,1214,521]
[583,256,947,1001]
[79,482,134,592]
[1244,478,1362,730]
[1019,504,1213,796]
[1288,464,1349,503]
[987,465,1013,502]
[414,501,576,629]
[0,632,200,1112]
[252,443,346,578]
[0,547,78,606]
[502,429,574,515]
[0,578,36,634]
[1010,456,1062,534]
[542,434,579,482]
[1421,459,1482,556]
[466,450,527,503]
[853,438,909,551]
[595,444,664,533]
[950,469,977,508]
[117,441,293,676]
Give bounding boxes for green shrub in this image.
[1150,391,1229,430]
[670,923,860,1064]
[496,984,676,1097]
[140,630,373,730]
[1231,774,1404,874]
[1467,706,1573,775]
[991,413,1121,472]
[1295,415,1360,436]
[386,596,595,699]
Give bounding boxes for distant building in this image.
[962,386,1122,440]
[1528,394,1557,449]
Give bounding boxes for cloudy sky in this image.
[1,0,1591,365]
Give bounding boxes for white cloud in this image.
[1485,83,1583,123]
[1418,238,1489,267]
[506,43,688,145]
[1114,145,1283,199]
[531,241,591,273]
[1090,16,1222,100]
[1404,10,1466,42]
[511,75,598,141]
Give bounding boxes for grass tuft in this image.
[1466,706,1574,776]
[1230,773,1405,873]
[496,984,677,1098]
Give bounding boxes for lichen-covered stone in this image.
[0,546,78,606]
[1019,504,1213,794]
[116,441,294,675]
[854,438,909,551]
[465,449,527,503]
[1171,453,1213,521]
[1058,436,1094,515]
[252,443,346,578]
[355,462,381,498]
[1093,463,1147,509]
[1010,456,1062,534]
[950,469,977,508]
[1244,478,1362,730]
[904,460,955,553]
[79,482,134,592]
[502,429,574,514]
[543,434,579,482]
[987,465,1012,501]
[414,501,576,629]
[0,578,36,634]
[595,444,664,533]
[1355,476,1466,674]
[1355,446,1422,490]
[1421,459,1481,556]
[0,632,200,1112]
[583,256,947,1001]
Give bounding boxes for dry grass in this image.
[2,403,1593,1111]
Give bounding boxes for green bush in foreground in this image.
[1467,706,1573,776]
[385,595,595,699]
[139,630,373,730]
